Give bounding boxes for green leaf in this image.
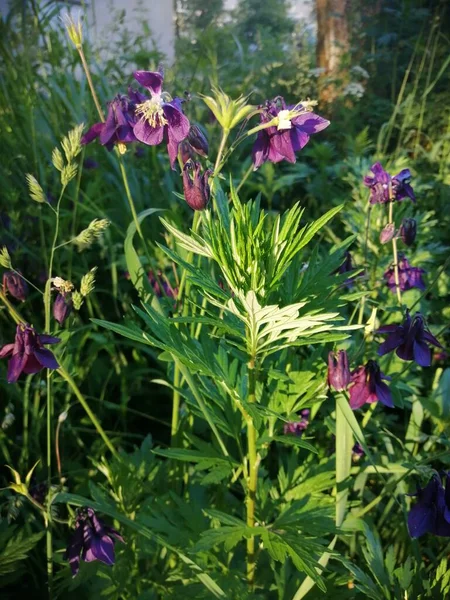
[0,527,45,579]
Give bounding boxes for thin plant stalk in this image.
[246,358,258,589]
[388,200,402,306]
[43,184,66,600]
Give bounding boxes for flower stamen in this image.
[135,99,168,128]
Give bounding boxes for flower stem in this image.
[214,129,230,175]
[236,163,254,194]
[246,359,258,589]
[117,156,145,241]
[76,45,105,122]
[0,290,22,324]
[388,201,402,306]
[57,365,119,459]
[171,364,181,442]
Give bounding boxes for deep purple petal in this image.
[38,334,61,345]
[167,138,179,169]
[7,352,27,383]
[133,70,164,95]
[375,380,393,407]
[408,502,435,538]
[376,324,402,334]
[164,103,190,143]
[84,535,115,566]
[252,131,270,169]
[65,526,84,577]
[291,112,330,134]
[99,104,117,146]
[22,354,44,375]
[271,130,296,163]
[34,349,59,370]
[133,120,164,145]
[396,341,415,362]
[413,340,431,367]
[422,330,443,348]
[81,123,104,145]
[290,127,310,151]
[0,343,14,358]
[378,333,404,356]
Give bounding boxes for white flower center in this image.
[277,109,292,130]
[135,98,168,129]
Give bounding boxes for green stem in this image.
[246,359,258,589]
[46,371,53,599]
[236,163,254,194]
[214,129,230,176]
[171,364,181,441]
[57,365,119,459]
[77,45,105,122]
[20,375,32,468]
[44,186,66,333]
[388,200,402,307]
[335,394,353,527]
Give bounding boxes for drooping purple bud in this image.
[327,350,351,391]
[399,218,417,246]
[182,161,212,211]
[352,443,365,461]
[187,125,209,157]
[53,293,73,325]
[2,271,28,301]
[379,223,395,244]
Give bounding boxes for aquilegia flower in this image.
[363,163,415,204]
[2,271,28,301]
[348,360,393,409]
[284,409,310,436]
[407,473,450,538]
[399,217,417,246]
[327,350,350,391]
[82,95,137,151]
[182,161,212,211]
[65,507,124,577]
[132,69,190,167]
[0,323,60,383]
[377,311,442,367]
[252,97,329,169]
[384,256,425,293]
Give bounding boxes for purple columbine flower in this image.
[132,69,190,168]
[284,409,310,436]
[407,473,450,538]
[377,311,442,367]
[327,350,350,391]
[252,97,330,169]
[348,360,393,410]
[182,161,212,211]
[363,163,415,204]
[65,507,124,577]
[0,323,60,383]
[53,292,73,325]
[384,256,425,293]
[399,218,417,246]
[82,95,137,151]
[2,271,28,301]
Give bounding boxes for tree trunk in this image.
[316,0,350,104]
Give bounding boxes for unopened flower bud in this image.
[399,218,417,246]
[379,223,395,244]
[182,161,212,211]
[327,350,351,392]
[53,292,73,325]
[187,125,209,157]
[3,271,28,301]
